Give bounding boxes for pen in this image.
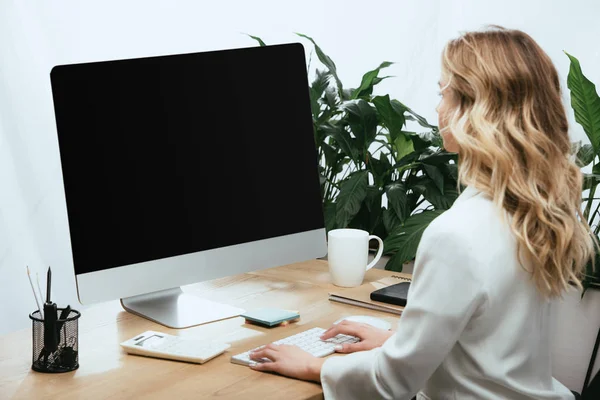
[46,266,52,304]
[35,273,45,319]
[43,266,58,354]
[56,305,71,334]
[26,266,43,318]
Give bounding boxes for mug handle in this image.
[365,235,384,270]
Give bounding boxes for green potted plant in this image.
[557,51,600,398]
[248,34,459,271]
[566,52,600,291]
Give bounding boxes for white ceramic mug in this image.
[327,228,384,287]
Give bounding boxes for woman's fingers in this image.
[249,360,279,372]
[334,341,370,353]
[320,322,363,340]
[249,344,280,362]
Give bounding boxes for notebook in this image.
[328,274,412,315]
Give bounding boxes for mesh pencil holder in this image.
[29,309,80,373]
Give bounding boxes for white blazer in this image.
[320,186,574,399]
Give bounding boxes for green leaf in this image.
[404,188,419,212]
[384,251,408,272]
[317,105,338,125]
[246,34,267,47]
[593,163,600,175]
[392,153,420,172]
[351,61,394,99]
[368,152,392,185]
[373,95,406,140]
[572,141,595,168]
[321,141,338,166]
[383,209,446,265]
[583,173,600,191]
[296,33,343,96]
[382,207,402,235]
[335,171,369,227]
[443,162,459,181]
[309,69,332,120]
[397,100,437,130]
[406,115,438,131]
[342,99,378,150]
[324,87,338,109]
[334,157,350,176]
[443,182,459,203]
[423,164,445,194]
[413,177,456,210]
[582,251,600,297]
[360,186,385,234]
[379,152,393,184]
[409,131,434,152]
[372,76,393,86]
[394,133,415,161]
[417,130,443,148]
[347,186,383,234]
[324,202,337,232]
[386,183,408,223]
[311,69,330,97]
[390,99,407,116]
[420,151,458,166]
[318,165,327,188]
[354,76,393,98]
[341,88,353,101]
[314,122,328,146]
[321,123,359,162]
[364,185,382,213]
[565,52,600,153]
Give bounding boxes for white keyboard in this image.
[231,327,359,366]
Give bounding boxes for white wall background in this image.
[1,0,600,392]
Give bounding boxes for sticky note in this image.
[240,308,300,327]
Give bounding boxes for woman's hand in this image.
[247,321,394,381]
[248,344,325,382]
[320,320,394,353]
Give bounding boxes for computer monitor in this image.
[50,43,327,328]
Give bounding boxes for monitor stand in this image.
[120,287,245,329]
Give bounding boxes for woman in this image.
[248,26,595,399]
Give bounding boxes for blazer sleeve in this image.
[320,226,488,400]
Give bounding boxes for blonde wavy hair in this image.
[441,26,594,297]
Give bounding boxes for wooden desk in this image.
[0,260,407,400]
